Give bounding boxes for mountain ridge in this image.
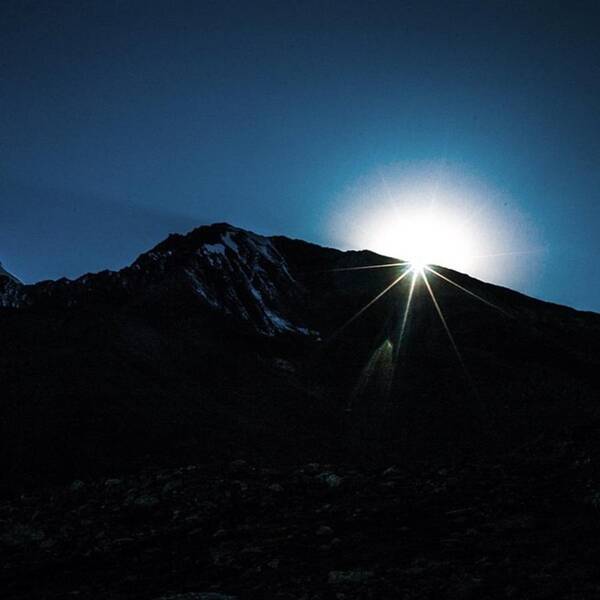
[1,222,600,488]
[2,221,597,320]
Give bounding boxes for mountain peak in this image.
[146,222,246,257]
[0,224,315,337]
[0,261,21,285]
[131,223,312,336]
[0,261,24,307]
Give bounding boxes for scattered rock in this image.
[69,480,85,492]
[0,523,45,547]
[382,466,400,477]
[318,472,342,488]
[210,542,238,567]
[104,478,123,488]
[212,528,228,538]
[156,594,238,600]
[134,494,160,508]
[304,463,321,474]
[328,570,374,584]
[1,456,597,599]
[229,460,248,473]
[162,479,183,494]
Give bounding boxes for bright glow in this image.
[326,236,513,403]
[409,260,427,272]
[366,208,477,273]
[329,163,543,286]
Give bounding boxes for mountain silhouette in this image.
[3,223,600,599]
[2,223,599,484]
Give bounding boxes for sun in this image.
[329,164,541,287]
[327,164,542,411]
[329,225,508,406]
[362,207,478,274]
[409,258,427,272]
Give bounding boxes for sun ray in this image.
[385,268,419,407]
[425,266,507,315]
[327,261,409,273]
[422,270,492,425]
[421,269,467,372]
[470,249,543,259]
[329,267,413,338]
[396,268,418,352]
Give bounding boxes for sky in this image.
[2,0,600,311]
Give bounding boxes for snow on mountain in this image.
[130,224,313,336]
[0,262,20,284]
[0,225,315,337]
[0,262,24,307]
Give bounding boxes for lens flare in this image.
[364,208,477,273]
[329,163,542,287]
[326,164,544,408]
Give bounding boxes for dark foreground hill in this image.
[2,223,600,598]
[4,450,600,600]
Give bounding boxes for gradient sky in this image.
[2,1,600,311]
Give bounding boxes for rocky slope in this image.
[0,224,312,336]
[4,444,600,599]
[2,222,600,598]
[0,262,20,283]
[0,262,23,307]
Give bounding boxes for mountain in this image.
[0,224,310,336]
[0,262,23,307]
[0,262,20,283]
[1,222,600,486]
[3,223,600,599]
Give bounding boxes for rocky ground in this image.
[3,438,600,600]
[3,225,600,599]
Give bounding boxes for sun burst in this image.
[326,165,543,408]
[327,244,510,405]
[330,164,543,290]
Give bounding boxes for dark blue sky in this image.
[2,1,600,311]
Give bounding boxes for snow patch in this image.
[0,263,21,285]
[203,243,227,256]
[222,232,239,254]
[247,234,277,262]
[185,269,219,307]
[264,308,296,333]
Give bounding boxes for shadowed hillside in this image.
[2,224,600,598]
[1,223,600,487]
